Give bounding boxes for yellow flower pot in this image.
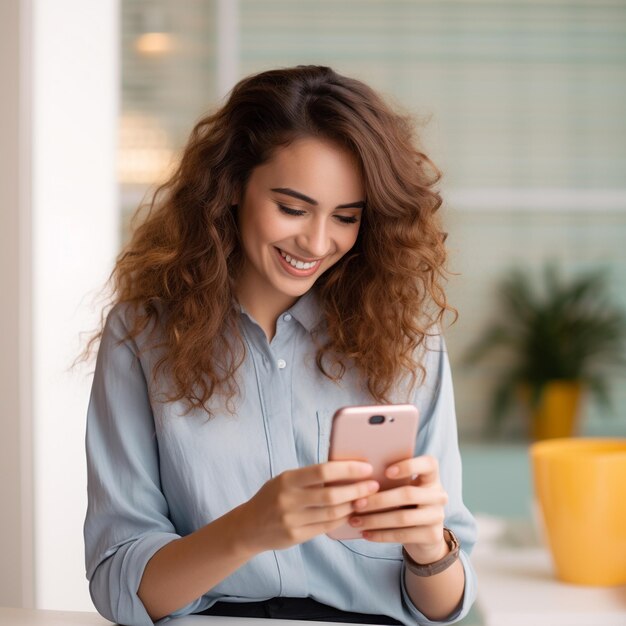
[530,438,626,586]
[520,380,583,440]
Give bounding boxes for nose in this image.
[295,216,332,259]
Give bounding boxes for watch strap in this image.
[402,527,460,577]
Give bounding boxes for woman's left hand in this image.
[348,455,450,564]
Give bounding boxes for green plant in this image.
[464,263,626,433]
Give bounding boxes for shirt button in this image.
[283,313,292,322]
[277,358,287,369]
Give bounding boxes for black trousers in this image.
[199,597,403,624]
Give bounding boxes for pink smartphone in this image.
[325,403,419,540]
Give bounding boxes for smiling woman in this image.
[234,137,365,339]
[80,65,477,626]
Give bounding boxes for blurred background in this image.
[1,0,625,617]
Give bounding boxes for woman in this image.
[83,65,477,626]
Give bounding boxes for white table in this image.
[0,607,110,626]
[471,515,626,626]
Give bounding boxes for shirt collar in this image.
[236,287,325,335]
[288,287,325,334]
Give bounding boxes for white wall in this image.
[0,0,33,609]
[0,0,119,610]
[32,0,120,610]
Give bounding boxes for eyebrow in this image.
[271,187,365,210]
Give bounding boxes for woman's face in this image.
[235,136,365,312]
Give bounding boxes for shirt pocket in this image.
[316,409,333,464]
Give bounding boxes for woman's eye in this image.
[277,203,305,217]
[336,215,359,225]
[276,202,359,225]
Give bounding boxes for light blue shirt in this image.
[83,288,477,626]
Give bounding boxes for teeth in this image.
[279,249,318,270]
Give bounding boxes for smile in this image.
[279,249,320,269]
[274,247,323,276]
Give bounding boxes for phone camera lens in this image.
[369,415,385,424]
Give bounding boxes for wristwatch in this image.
[402,527,460,577]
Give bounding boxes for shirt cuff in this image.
[400,549,477,626]
[104,532,204,626]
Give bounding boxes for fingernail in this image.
[359,463,373,475]
[349,517,362,526]
[354,498,368,509]
[387,466,399,477]
[368,480,379,492]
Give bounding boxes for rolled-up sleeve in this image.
[400,334,478,625]
[83,306,202,626]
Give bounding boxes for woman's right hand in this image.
[232,461,380,555]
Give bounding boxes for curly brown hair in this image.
[81,64,456,416]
